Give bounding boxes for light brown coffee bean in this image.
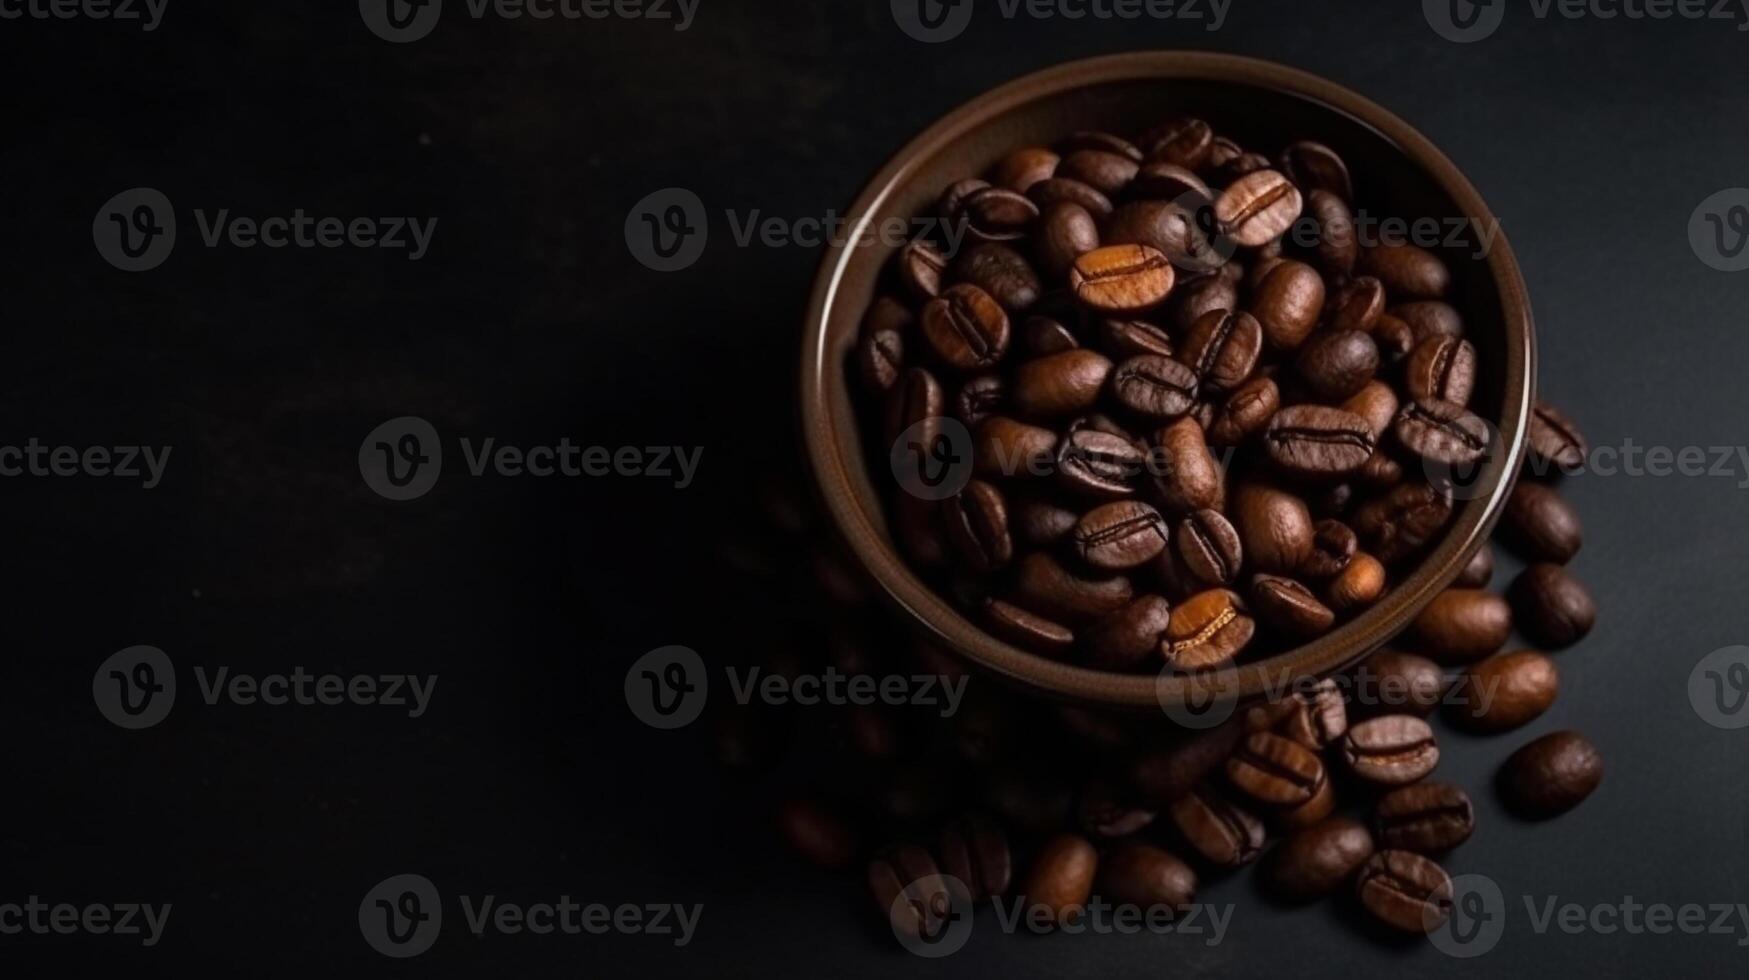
[1412,588,1512,664]
[1216,170,1304,247]
[1447,650,1557,733]
[922,283,1011,371]
[1070,245,1176,314]
[1162,588,1254,669]
[1341,715,1440,785]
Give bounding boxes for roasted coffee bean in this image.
[1376,783,1475,854]
[1296,329,1380,402]
[1037,202,1102,282]
[1233,481,1315,574]
[857,326,905,395]
[1283,678,1349,749]
[938,178,990,222]
[1395,398,1491,473]
[1391,300,1463,342]
[1127,720,1245,805]
[1142,117,1214,169]
[1216,170,1303,247]
[1059,149,1140,196]
[1340,380,1399,441]
[778,796,860,871]
[1370,312,1416,365]
[1110,354,1198,419]
[953,374,1007,429]
[888,366,945,450]
[1131,161,1211,201]
[1056,428,1146,499]
[1250,259,1326,350]
[1077,778,1159,839]
[897,239,948,300]
[1169,787,1266,867]
[922,283,1011,371]
[1012,551,1134,624]
[1509,563,1596,648]
[1148,417,1225,513]
[1503,482,1583,564]
[1360,242,1450,299]
[1341,715,1439,785]
[1071,244,1176,314]
[1028,177,1114,219]
[1021,834,1098,928]
[1227,731,1326,808]
[1352,482,1453,565]
[1082,594,1173,671]
[1207,376,1279,446]
[1356,850,1453,933]
[1106,200,1224,274]
[1262,817,1373,901]
[985,599,1076,653]
[1498,730,1602,818]
[1358,451,1404,489]
[1205,135,1243,171]
[990,146,1060,193]
[1251,574,1337,638]
[1061,130,1143,161]
[960,185,1039,241]
[1012,493,1080,547]
[1011,349,1113,419]
[1265,405,1376,477]
[1300,519,1357,580]
[1404,336,1477,407]
[1447,650,1557,733]
[1176,509,1242,587]
[1096,318,1175,359]
[1327,276,1386,333]
[1526,400,1587,474]
[1327,552,1387,613]
[1099,843,1196,913]
[954,242,1042,313]
[1169,275,1239,334]
[869,844,951,939]
[1303,189,1358,277]
[1181,309,1264,393]
[1457,544,1495,588]
[1279,140,1353,201]
[937,813,1013,899]
[1352,648,1446,718]
[975,416,1057,478]
[1162,588,1255,669]
[1072,500,1170,571]
[944,480,1013,573]
[1213,150,1272,185]
[983,768,1075,835]
[1016,315,1081,358]
[1412,588,1513,664]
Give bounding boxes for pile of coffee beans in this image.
[855,119,1498,673]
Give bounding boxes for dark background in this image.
[3,0,1746,974]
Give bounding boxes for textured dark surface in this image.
[3,0,1748,974]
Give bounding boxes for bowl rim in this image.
[800,51,1534,710]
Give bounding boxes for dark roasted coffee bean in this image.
[1021,834,1098,928]
[778,796,860,870]
[1012,551,1134,624]
[974,416,1056,478]
[938,178,990,222]
[1303,189,1358,277]
[1028,177,1114,220]
[983,768,1074,835]
[1265,405,1376,477]
[1394,398,1491,472]
[1214,151,1273,185]
[1142,117,1213,169]
[1341,715,1439,785]
[1233,481,1315,573]
[1376,783,1475,854]
[1296,329,1379,402]
[922,283,1011,371]
[897,239,948,300]
[1162,588,1254,669]
[869,844,950,939]
[1358,450,1404,489]
[960,186,1039,242]
[1127,720,1245,805]
[1061,130,1143,161]
[1327,276,1386,332]
[1082,594,1173,671]
[1110,354,1198,419]
[1205,135,1243,171]
[1300,519,1357,580]
[1071,244,1176,314]
[1404,336,1477,407]
[1262,816,1373,901]
[1447,650,1557,733]
[1498,730,1602,818]
[1503,482,1583,564]
[1011,349,1113,419]
[1148,416,1225,514]
[1352,648,1445,718]
[953,374,1007,429]
[1099,843,1196,913]
[1352,482,1453,565]
[1251,574,1337,638]
[990,146,1060,193]
[1370,312,1416,366]
[944,480,1013,573]
[1038,201,1101,281]
[954,242,1041,313]
[1107,200,1226,273]
[1016,315,1080,358]
[1281,678,1349,749]
[1207,376,1279,446]
[1176,509,1242,587]
[1526,400,1587,474]
[1216,170,1303,247]
[1056,428,1145,499]
[1227,731,1326,807]
[1181,309,1263,393]
[985,599,1075,653]
[1510,563,1596,648]
[1457,544,1494,588]
[1059,149,1139,196]
[1250,259,1326,351]
[1340,380,1399,440]
[888,366,945,452]
[1131,161,1211,201]
[1169,787,1266,866]
[1391,300,1464,342]
[1412,588,1512,664]
[1356,850,1453,933]
[1327,552,1387,613]
[1359,242,1450,299]
[1012,493,1080,547]
[1096,318,1174,359]
[937,813,1012,899]
[857,326,905,395]
[1168,275,1238,334]
[1280,140,1353,202]
[1072,500,1170,571]
[1077,778,1159,839]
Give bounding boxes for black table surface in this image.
[5,0,1748,974]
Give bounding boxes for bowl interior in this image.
[803,54,1532,710]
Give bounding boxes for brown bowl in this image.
[800,52,1533,711]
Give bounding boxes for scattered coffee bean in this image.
[1526,400,1587,474]
[1099,843,1197,914]
[1341,715,1439,785]
[937,813,1012,899]
[1227,730,1328,807]
[1169,787,1266,867]
[1262,816,1374,901]
[1355,850,1453,933]
[869,844,950,938]
[1503,481,1583,564]
[1498,730,1603,818]
[1447,649,1557,733]
[1510,562,1596,648]
[1456,544,1494,588]
[1411,588,1512,663]
[1376,783,1475,853]
[1021,833,1098,927]
[1351,648,1446,718]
